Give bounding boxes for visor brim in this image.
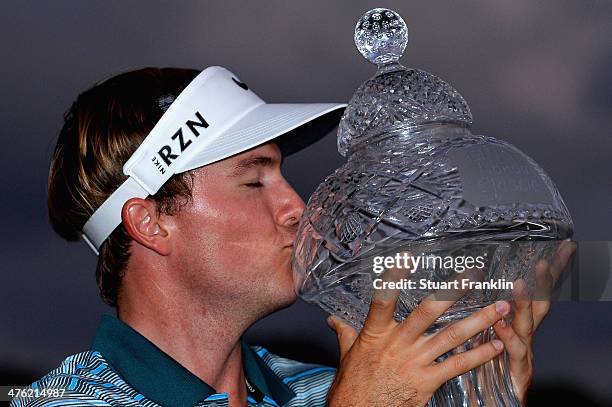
[178,103,346,172]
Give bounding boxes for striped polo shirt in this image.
[10,315,336,407]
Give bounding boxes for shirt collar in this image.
[90,314,295,407]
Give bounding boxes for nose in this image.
[276,177,306,229]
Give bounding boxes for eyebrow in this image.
[229,154,282,177]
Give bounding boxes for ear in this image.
[121,198,172,256]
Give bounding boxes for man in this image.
[11,66,575,407]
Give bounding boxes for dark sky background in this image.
[1,0,611,403]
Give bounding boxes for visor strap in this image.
[82,177,150,255]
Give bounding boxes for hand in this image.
[327,267,511,407]
[493,239,577,405]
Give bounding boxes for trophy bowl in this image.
[292,8,573,406]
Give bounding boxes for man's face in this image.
[168,142,305,319]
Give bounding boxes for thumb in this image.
[327,315,358,360]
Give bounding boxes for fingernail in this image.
[492,339,504,351]
[326,316,335,329]
[495,301,510,315]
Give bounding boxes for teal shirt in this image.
[10,315,335,407]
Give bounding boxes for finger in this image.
[423,300,510,361]
[493,320,531,401]
[493,319,529,365]
[534,259,553,301]
[431,339,504,384]
[533,260,553,328]
[549,240,577,286]
[327,316,359,361]
[400,267,482,338]
[532,240,576,328]
[533,300,551,330]
[512,279,534,343]
[363,265,410,334]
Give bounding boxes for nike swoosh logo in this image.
[232,77,248,90]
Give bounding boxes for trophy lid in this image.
[338,8,473,157]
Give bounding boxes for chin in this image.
[281,288,298,306]
[260,282,297,317]
[275,276,298,305]
[252,259,297,314]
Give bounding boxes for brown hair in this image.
[48,67,199,307]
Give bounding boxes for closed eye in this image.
[245,181,263,188]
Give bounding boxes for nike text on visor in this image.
[81,66,346,255]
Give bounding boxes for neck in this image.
[117,261,253,407]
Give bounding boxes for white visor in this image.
[81,66,346,255]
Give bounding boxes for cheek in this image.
[177,195,277,263]
[217,200,277,254]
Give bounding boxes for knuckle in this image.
[413,302,437,322]
[536,259,550,272]
[510,344,529,362]
[535,302,550,317]
[452,354,467,372]
[370,298,393,312]
[485,306,502,323]
[359,328,385,343]
[489,342,502,357]
[519,340,529,352]
[445,325,462,345]
[524,322,535,337]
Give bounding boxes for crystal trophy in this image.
[292,8,573,407]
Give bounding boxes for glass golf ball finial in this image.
[354,8,408,69]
